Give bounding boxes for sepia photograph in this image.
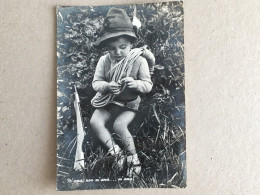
[56,1,185,190]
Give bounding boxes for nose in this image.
[115,48,121,55]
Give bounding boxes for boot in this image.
[107,145,125,171]
[126,153,141,177]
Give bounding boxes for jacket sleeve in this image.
[92,56,110,93]
[135,57,153,93]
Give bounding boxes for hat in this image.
[95,8,137,47]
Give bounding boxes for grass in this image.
[57,82,186,190]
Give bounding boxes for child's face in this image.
[106,37,132,61]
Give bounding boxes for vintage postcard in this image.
[56,1,185,190]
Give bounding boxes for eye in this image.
[120,45,127,49]
[107,46,114,51]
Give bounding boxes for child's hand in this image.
[120,77,138,89]
[108,81,121,94]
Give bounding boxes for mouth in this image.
[115,56,123,60]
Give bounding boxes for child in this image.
[90,8,154,177]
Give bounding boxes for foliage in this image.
[57,1,185,191]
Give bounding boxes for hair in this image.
[100,35,136,49]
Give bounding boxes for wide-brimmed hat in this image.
[95,8,137,47]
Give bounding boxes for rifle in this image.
[73,86,85,171]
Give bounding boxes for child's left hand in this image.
[120,77,138,89]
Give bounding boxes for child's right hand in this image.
[108,81,121,94]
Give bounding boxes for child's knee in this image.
[89,117,95,129]
[113,121,127,134]
[90,116,100,129]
